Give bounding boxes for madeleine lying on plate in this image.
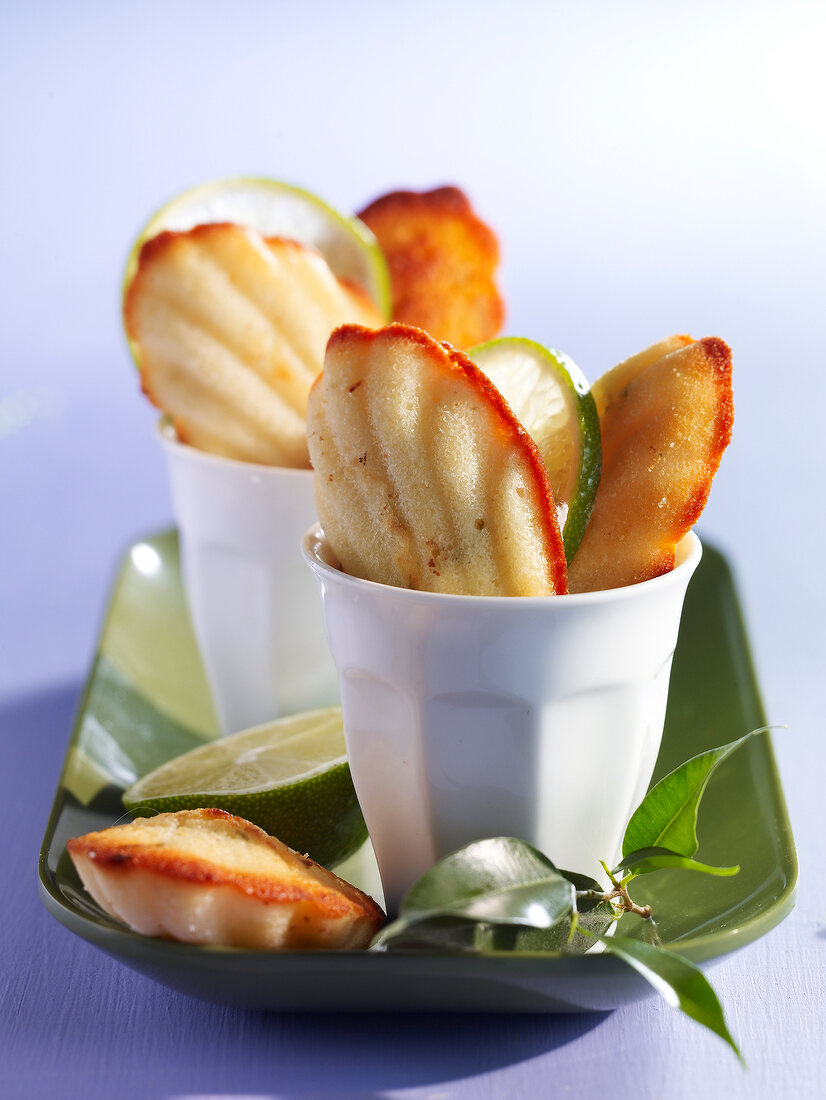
[308,323,567,596]
[67,808,384,950]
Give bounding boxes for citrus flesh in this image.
[469,337,601,564]
[123,706,367,869]
[123,177,391,321]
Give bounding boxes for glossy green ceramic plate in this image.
[38,532,797,1012]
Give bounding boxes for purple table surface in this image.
[3,3,825,1096]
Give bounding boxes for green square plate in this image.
[38,532,797,1013]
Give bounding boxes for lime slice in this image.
[123,177,391,318]
[122,706,367,869]
[469,337,602,564]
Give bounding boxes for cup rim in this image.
[156,417,314,479]
[302,524,703,607]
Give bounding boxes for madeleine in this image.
[358,186,504,349]
[308,323,567,596]
[67,808,384,950]
[124,223,382,466]
[569,337,733,592]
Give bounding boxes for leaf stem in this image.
[600,859,620,888]
[579,879,652,920]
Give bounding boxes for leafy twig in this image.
[372,728,773,1062]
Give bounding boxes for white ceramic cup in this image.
[303,527,702,912]
[160,424,338,734]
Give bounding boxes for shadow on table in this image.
[228,1008,611,1095]
[155,1009,611,1099]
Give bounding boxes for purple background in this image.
[2,2,824,1096]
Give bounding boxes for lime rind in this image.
[124,751,349,801]
[122,177,392,366]
[123,706,347,800]
[122,705,367,867]
[564,386,601,564]
[469,336,602,565]
[123,763,368,869]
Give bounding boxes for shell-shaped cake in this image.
[124,223,382,466]
[569,336,733,592]
[358,186,504,350]
[67,808,384,950]
[308,323,567,596]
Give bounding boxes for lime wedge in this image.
[469,337,602,564]
[123,706,367,869]
[123,177,391,318]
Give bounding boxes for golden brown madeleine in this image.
[308,323,567,596]
[589,334,694,419]
[568,337,733,592]
[124,223,382,466]
[67,808,385,949]
[358,186,504,349]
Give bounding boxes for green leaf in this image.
[558,869,604,893]
[401,837,574,925]
[614,847,740,878]
[372,838,575,950]
[601,934,743,1061]
[622,728,768,858]
[369,915,487,953]
[486,870,617,955]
